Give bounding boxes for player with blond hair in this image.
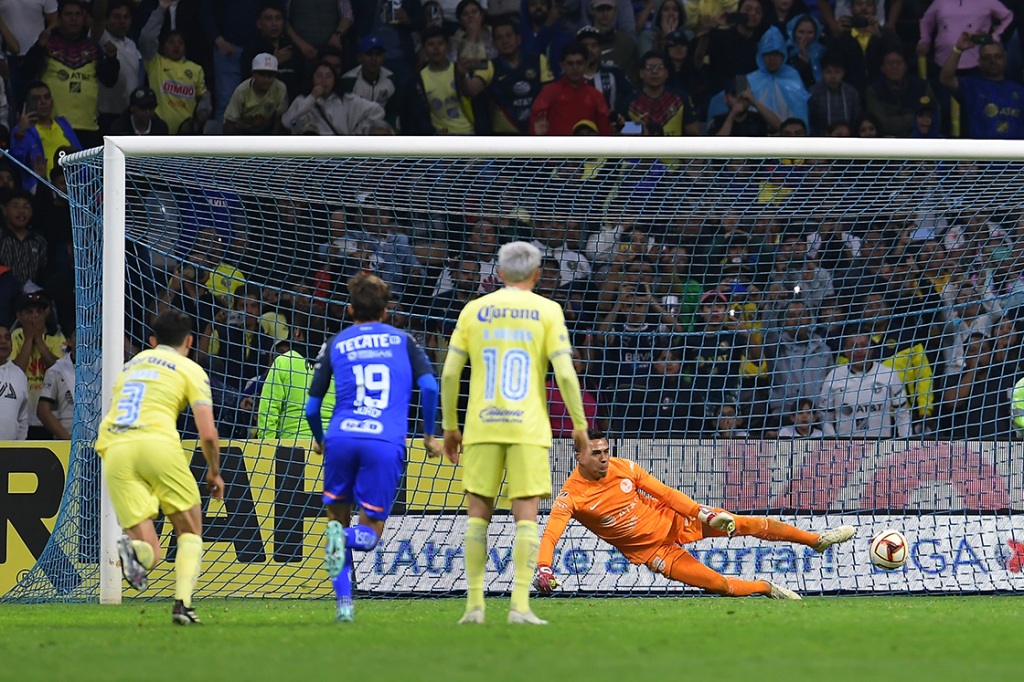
[96,309,224,624]
[534,430,856,599]
[442,241,591,625]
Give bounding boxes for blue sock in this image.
[333,526,378,608]
[333,548,354,608]
[345,525,379,551]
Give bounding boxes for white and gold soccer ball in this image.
[869,529,909,570]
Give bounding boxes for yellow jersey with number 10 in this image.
[447,287,572,448]
[95,345,213,453]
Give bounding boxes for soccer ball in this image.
[869,529,909,570]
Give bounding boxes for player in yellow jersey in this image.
[96,310,224,625]
[441,241,591,625]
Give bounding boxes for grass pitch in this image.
[2,596,1019,682]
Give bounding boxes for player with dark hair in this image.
[306,273,442,622]
[96,308,224,625]
[442,241,591,625]
[534,430,855,599]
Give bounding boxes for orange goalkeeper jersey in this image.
[538,458,702,566]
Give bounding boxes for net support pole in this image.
[99,139,127,605]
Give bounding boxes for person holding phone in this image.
[596,279,678,397]
[917,0,1013,74]
[706,74,780,135]
[940,31,1024,139]
[692,0,765,100]
[823,0,901,97]
[818,0,898,38]
[10,82,82,191]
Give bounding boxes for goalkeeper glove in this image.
[698,505,736,536]
[533,565,559,593]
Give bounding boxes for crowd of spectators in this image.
[8,155,1018,444]
[3,153,1024,441]
[2,1,1024,443]
[1,0,1024,145]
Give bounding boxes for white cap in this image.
[251,53,279,73]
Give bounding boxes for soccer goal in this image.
[5,135,1024,605]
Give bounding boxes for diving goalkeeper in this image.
[534,430,855,599]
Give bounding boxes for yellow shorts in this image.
[461,443,551,500]
[100,438,201,529]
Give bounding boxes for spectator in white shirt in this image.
[0,324,30,440]
[95,0,144,134]
[0,0,56,120]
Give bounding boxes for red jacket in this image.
[530,78,611,135]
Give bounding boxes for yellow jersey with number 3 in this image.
[95,345,213,453]
[446,287,572,447]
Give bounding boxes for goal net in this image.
[5,137,1024,603]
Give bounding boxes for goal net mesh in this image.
[6,148,1024,602]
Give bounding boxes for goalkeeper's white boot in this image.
[324,520,346,579]
[458,608,485,624]
[767,583,802,600]
[508,609,548,625]
[813,525,856,553]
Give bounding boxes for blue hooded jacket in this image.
[785,13,825,87]
[747,26,809,126]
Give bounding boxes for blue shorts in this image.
[322,437,405,520]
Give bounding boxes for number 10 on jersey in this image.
[482,347,531,401]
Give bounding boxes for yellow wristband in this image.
[953,46,963,54]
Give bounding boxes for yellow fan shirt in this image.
[146,53,207,134]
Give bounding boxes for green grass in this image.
[2,597,1020,682]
